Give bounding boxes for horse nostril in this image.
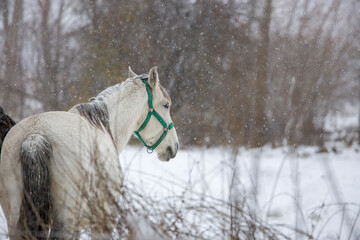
[167,145,177,158]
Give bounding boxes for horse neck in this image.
[105,81,148,152]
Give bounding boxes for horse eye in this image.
[163,103,170,109]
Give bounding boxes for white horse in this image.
[0,67,179,239]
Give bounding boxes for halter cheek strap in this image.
[133,78,174,153]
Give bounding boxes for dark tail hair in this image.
[17,134,53,239]
[0,106,16,157]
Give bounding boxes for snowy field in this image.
[1,144,359,239]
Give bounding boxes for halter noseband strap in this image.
[134,78,174,153]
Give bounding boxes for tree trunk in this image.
[1,0,23,116]
[250,0,272,147]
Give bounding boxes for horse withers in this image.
[0,67,179,239]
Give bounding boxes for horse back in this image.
[1,110,119,177]
[2,111,91,160]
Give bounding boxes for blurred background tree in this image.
[0,0,359,148]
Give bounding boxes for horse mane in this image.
[75,100,112,134]
[74,76,150,140]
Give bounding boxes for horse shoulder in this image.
[68,107,119,156]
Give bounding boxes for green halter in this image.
[134,78,174,153]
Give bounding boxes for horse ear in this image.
[148,66,159,88]
[128,66,137,78]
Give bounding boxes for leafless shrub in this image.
[4,145,360,239]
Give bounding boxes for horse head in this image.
[131,67,179,162]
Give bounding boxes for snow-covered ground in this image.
[121,144,360,239]
[1,144,359,239]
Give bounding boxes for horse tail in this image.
[17,133,53,239]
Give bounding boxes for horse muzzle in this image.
[159,142,178,161]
